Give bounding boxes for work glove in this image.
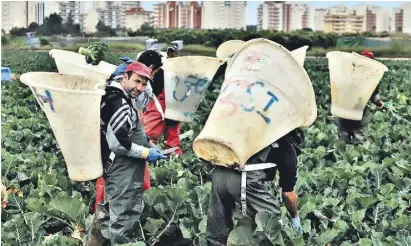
[111,57,135,77]
[119,56,134,64]
[291,216,303,234]
[147,148,166,163]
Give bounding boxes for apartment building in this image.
[351,4,390,32]
[257,2,284,31]
[403,3,411,34]
[257,2,312,31]
[125,7,152,30]
[392,7,404,33]
[96,1,124,29]
[153,1,201,29]
[201,1,246,30]
[324,5,364,33]
[1,1,36,33]
[44,1,60,17]
[314,9,327,31]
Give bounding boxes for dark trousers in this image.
[206,167,281,246]
[87,155,146,245]
[337,107,371,143]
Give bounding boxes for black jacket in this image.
[100,83,149,167]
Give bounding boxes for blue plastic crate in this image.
[1,67,11,81]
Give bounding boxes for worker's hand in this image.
[119,56,134,64]
[147,148,166,163]
[112,64,127,77]
[291,216,303,234]
[376,100,389,110]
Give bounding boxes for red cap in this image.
[361,50,374,59]
[125,62,152,81]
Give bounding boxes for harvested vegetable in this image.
[78,41,109,65]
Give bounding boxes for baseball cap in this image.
[125,62,152,82]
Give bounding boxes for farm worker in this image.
[84,62,166,245]
[91,56,155,214]
[206,129,305,245]
[137,50,184,156]
[167,45,179,58]
[336,50,389,143]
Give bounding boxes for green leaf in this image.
[254,211,283,245]
[198,217,207,233]
[41,232,80,245]
[357,197,379,209]
[179,217,194,239]
[144,218,165,236]
[395,230,411,246]
[356,238,372,246]
[25,212,45,243]
[49,196,88,226]
[379,183,395,197]
[316,229,339,246]
[227,225,258,246]
[351,209,366,223]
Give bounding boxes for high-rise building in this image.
[257,2,312,31]
[153,1,201,29]
[314,8,327,31]
[257,2,284,31]
[44,1,60,17]
[35,2,45,25]
[402,3,411,34]
[125,7,152,30]
[391,7,403,33]
[1,1,36,33]
[323,5,364,33]
[96,1,126,29]
[201,1,246,30]
[352,4,390,32]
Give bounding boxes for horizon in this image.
[139,1,406,25]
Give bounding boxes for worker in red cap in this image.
[138,50,184,157]
[84,62,166,245]
[336,50,389,143]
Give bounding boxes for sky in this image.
[140,1,406,25]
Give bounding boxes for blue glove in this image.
[291,216,303,234]
[119,57,134,64]
[111,57,134,77]
[147,148,166,163]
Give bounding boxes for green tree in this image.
[28,22,39,32]
[38,13,63,35]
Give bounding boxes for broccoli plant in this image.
[78,41,109,65]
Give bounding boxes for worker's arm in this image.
[282,191,298,218]
[370,85,384,108]
[105,98,149,159]
[276,140,299,218]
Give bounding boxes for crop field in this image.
[1,50,410,245]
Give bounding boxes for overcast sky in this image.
[140,1,406,25]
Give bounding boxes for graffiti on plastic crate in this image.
[212,78,279,124]
[33,88,55,112]
[173,75,209,103]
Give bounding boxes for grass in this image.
[307,43,411,58]
[2,35,410,58]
